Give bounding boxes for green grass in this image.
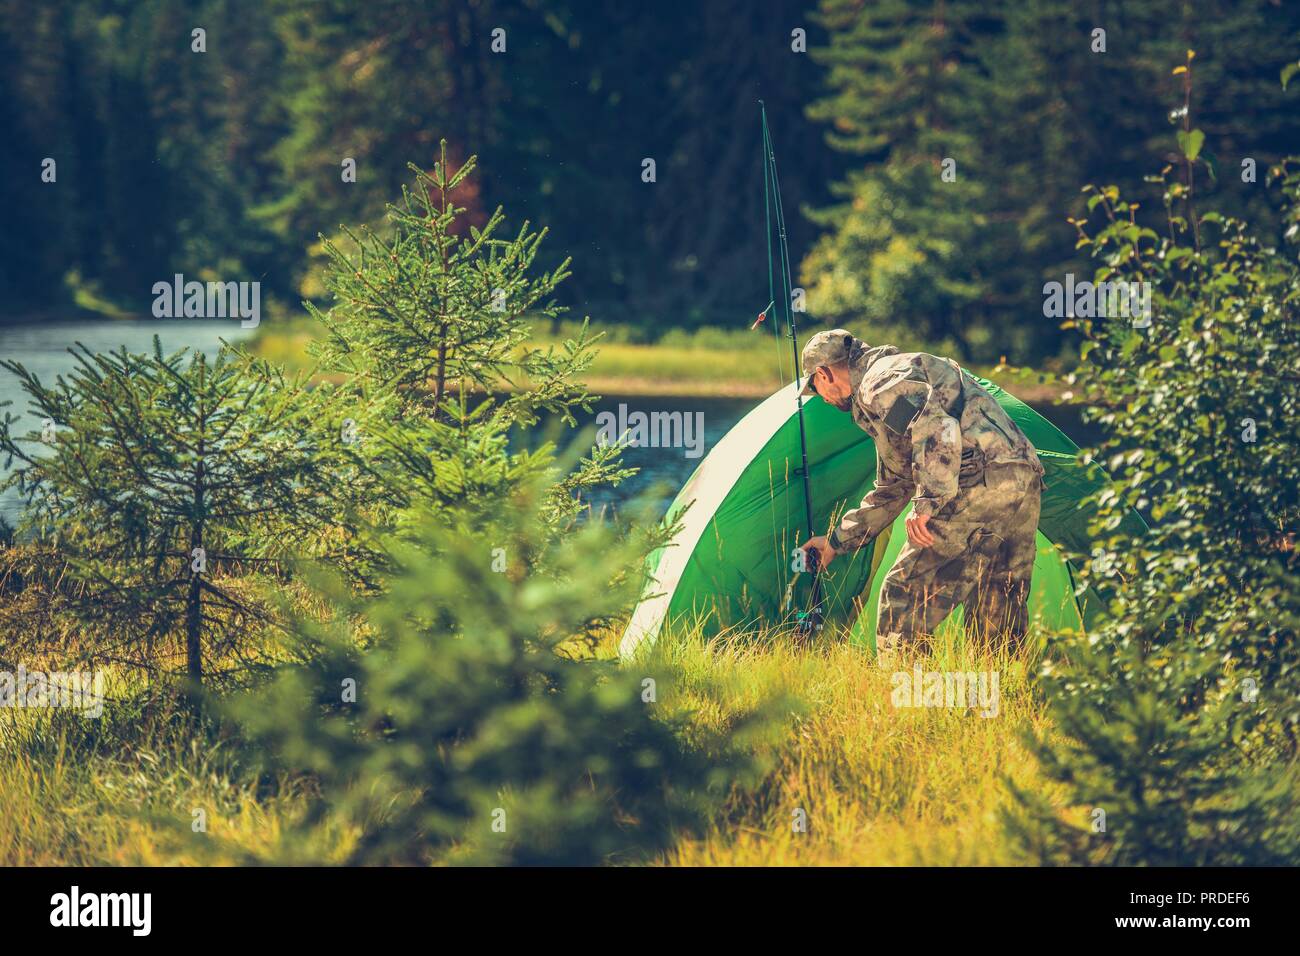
[245,316,1072,401]
[640,622,1058,865]
[0,694,317,865]
[0,694,370,865]
[0,619,1061,866]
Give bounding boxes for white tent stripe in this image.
[618,380,808,659]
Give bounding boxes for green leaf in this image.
[1177,129,1205,162]
[1200,147,1219,183]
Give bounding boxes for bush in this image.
[302,142,631,584]
[229,482,771,865]
[1007,62,1300,864]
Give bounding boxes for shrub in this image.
[1007,61,1300,864]
[229,482,769,865]
[301,141,631,583]
[0,342,340,687]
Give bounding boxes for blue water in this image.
[1,319,1091,530]
[571,394,757,519]
[0,319,252,527]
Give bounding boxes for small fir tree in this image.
[229,480,771,865]
[0,341,342,688]
[302,140,630,576]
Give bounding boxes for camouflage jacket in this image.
[827,344,1044,553]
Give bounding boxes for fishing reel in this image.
[795,607,824,635]
[793,543,825,636]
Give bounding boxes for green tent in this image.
[619,375,1143,658]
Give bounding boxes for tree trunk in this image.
[185,566,202,686]
[187,411,206,693]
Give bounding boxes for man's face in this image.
[810,364,853,412]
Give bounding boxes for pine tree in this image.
[310,141,599,420]
[303,141,630,574]
[0,341,341,688]
[805,0,1004,357]
[802,0,1300,361]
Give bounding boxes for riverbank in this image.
[0,312,1073,403]
[247,318,1075,404]
[568,344,1068,404]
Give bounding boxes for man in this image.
[799,330,1045,657]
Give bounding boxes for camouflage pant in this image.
[877,463,1043,657]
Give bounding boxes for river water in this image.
[0,319,253,527]
[0,320,1091,528]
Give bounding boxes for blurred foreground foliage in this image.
[226,481,781,865]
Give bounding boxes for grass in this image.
[0,676,360,866]
[0,618,1060,866]
[579,339,784,397]
[244,316,1074,402]
[0,704,272,866]
[642,622,1057,865]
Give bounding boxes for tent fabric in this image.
[619,374,1143,659]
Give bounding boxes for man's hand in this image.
[905,512,935,549]
[801,535,838,571]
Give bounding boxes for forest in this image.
[4,0,1299,362]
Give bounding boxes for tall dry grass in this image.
[0,617,1063,865]
[637,621,1062,865]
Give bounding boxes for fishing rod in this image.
[759,101,823,635]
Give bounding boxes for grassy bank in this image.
[0,622,1054,866]
[246,317,1074,403]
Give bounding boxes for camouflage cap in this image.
[799,329,857,395]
